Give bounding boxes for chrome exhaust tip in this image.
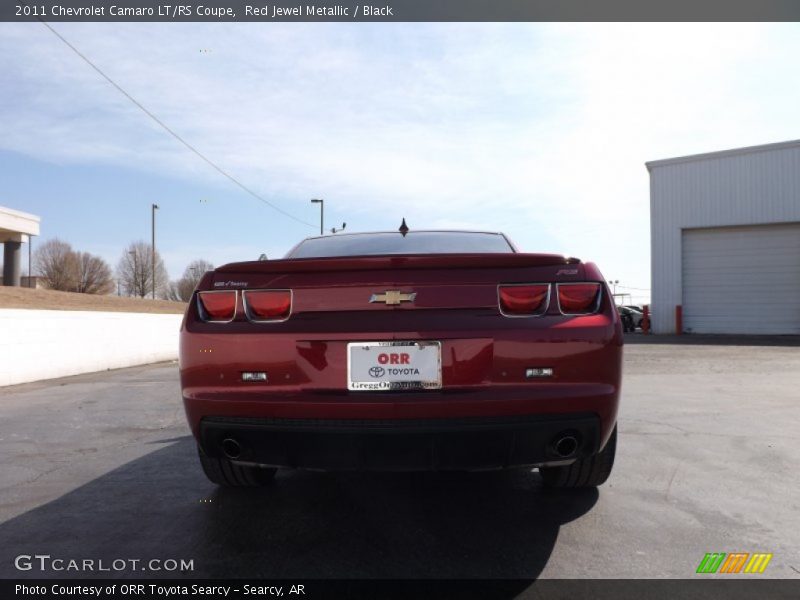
[553,434,579,458]
[221,438,242,460]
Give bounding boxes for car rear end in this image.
[179,232,622,484]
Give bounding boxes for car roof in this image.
[298,229,505,243]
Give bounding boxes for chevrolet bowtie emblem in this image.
[369,290,417,305]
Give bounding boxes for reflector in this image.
[197,291,236,321]
[242,372,267,382]
[499,284,549,316]
[557,283,602,314]
[526,367,554,378]
[244,290,292,321]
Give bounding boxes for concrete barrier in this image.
[0,309,183,386]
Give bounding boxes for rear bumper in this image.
[198,413,601,471]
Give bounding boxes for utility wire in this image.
[36,18,316,229]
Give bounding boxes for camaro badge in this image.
[369,290,417,305]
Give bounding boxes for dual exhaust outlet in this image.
[221,438,242,460]
[551,433,580,459]
[222,433,581,461]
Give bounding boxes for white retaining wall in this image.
[0,309,183,387]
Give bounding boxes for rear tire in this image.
[622,316,634,332]
[540,426,617,489]
[197,445,277,487]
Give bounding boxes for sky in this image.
[2,22,800,303]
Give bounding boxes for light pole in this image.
[310,198,324,235]
[608,279,619,296]
[151,204,159,299]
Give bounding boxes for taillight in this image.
[243,290,292,322]
[557,283,602,314]
[498,284,550,316]
[197,291,237,322]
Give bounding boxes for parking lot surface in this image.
[1,341,798,579]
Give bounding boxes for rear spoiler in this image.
[214,253,581,275]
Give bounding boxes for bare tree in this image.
[33,239,78,291]
[117,241,169,298]
[166,259,214,302]
[73,252,115,294]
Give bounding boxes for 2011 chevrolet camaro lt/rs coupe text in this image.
[179,229,622,489]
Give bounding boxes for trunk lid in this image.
[208,253,585,315]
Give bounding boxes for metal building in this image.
[647,140,800,335]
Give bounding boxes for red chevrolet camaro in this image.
[179,229,622,488]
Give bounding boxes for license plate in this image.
[347,341,442,391]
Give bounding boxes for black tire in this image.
[540,426,617,489]
[197,445,277,487]
[622,316,634,333]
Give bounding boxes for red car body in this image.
[179,231,622,480]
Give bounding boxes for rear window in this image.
[286,231,514,258]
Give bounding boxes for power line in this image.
[36,17,316,229]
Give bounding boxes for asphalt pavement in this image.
[0,341,798,579]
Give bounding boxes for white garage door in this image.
[682,223,800,334]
